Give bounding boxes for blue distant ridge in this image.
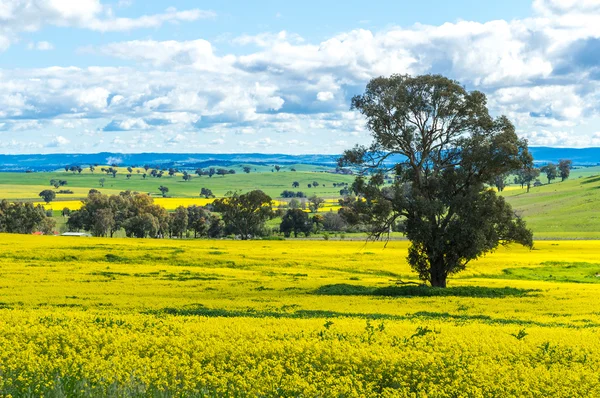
[0,147,597,172]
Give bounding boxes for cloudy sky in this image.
[0,0,599,154]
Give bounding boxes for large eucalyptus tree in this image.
[340,74,533,287]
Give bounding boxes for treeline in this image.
[0,188,369,239]
[66,190,222,239]
[62,189,364,239]
[0,201,55,234]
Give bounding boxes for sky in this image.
[0,0,599,154]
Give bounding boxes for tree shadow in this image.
[580,176,600,184]
[314,283,540,298]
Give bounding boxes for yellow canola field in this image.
[0,235,600,396]
[37,197,289,211]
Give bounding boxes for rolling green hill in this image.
[503,173,600,238]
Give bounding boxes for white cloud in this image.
[316,91,334,101]
[0,1,214,51]
[46,135,70,147]
[28,41,54,51]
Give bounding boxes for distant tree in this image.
[76,166,83,174]
[275,165,281,172]
[307,184,312,188]
[290,168,296,172]
[492,173,509,192]
[212,190,273,239]
[62,207,71,217]
[50,179,60,189]
[280,209,312,237]
[126,174,132,179]
[182,172,192,182]
[64,166,70,172]
[158,186,169,197]
[289,198,301,209]
[207,215,224,238]
[92,208,115,237]
[228,169,236,175]
[168,168,176,177]
[142,173,147,179]
[200,188,215,198]
[39,190,56,203]
[312,181,319,187]
[515,167,540,192]
[127,166,133,174]
[99,178,106,188]
[216,168,228,177]
[243,166,251,174]
[308,195,325,213]
[322,212,348,232]
[558,159,573,181]
[187,205,210,238]
[292,181,300,188]
[208,168,216,178]
[169,206,189,238]
[541,163,558,184]
[195,168,204,176]
[89,165,95,173]
[144,165,150,172]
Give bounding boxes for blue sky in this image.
[0,0,599,154]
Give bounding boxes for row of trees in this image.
[65,190,276,240]
[195,168,236,178]
[512,159,572,192]
[0,200,55,234]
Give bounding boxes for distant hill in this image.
[0,147,598,171]
[0,153,340,172]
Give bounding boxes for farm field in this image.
[0,167,354,200]
[6,164,600,238]
[0,234,599,396]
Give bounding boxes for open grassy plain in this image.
[0,234,599,396]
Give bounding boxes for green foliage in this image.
[212,190,273,240]
[280,209,312,238]
[39,189,56,203]
[340,74,533,287]
[0,200,50,234]
[315,283,538,298]
[558,159,573,181]
[541,163,558,184]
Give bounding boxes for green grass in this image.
[0,167,354,200]
[489,262,600,284]
[502,173,600,238]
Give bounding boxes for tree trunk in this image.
[430,273,447,288]
[429,257,448,288]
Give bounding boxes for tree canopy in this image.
[339,74,533,287]
[212,190,273,240]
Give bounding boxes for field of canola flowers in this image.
[1,234,600,397]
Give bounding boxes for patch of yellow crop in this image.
[0,185,122,200]
[0,235,600,396]
[36,197,288,211]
